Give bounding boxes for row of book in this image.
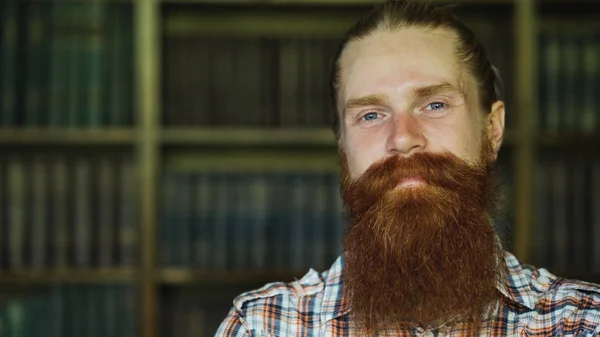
[0,1,134,127]
[539,30,600,133]
[0,285,137,337]
[160,12,516,128]
[162,27,515,128]
[160,171,346,271]
[5,3,600,134]
[163,36,341,127]
[5,152,600,277]
[532,155,600,274]
[0,154,137,270]
[159,163,516,271]
[0,155,516,272]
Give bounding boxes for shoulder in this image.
[501,252,600,335]
[529,265,600,310]
[215,266,336,337]
[524,263,600,335]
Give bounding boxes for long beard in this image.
[340,136,504,336]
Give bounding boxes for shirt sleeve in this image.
[214,307,251,337]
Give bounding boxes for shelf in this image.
[162,0,376,4]
[158,268,306,285]
[162,127,337,147]
[23,0,132,3]
[0,269,137,284]
[161,0,513,5]
[163,127,521,147]
[536,132,600,147]
[0,128,136,146]
[164,0,512,38]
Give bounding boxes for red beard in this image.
[340,136,505,335]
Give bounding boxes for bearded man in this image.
[216,0,600,336]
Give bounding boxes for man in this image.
[216,0,600,336]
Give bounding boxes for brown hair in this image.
[329,0,503,138]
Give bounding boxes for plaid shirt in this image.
[216,251,600,336]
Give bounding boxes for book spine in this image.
[1,0,18,126]
[73,157,91,267]
[561,32,579,132]
[30,157,47,269]
[290,174,306,270]
[67,4,80,128]
[7,156,26,270]
[51,156,69,269]
[250,173,268,269]
[213,173,228,270]
[98,156,115,267]
[25,4,44,126]
[119,157,137,267]
[581,33,598,133]
[86,1,105,128]
[193,173,211,269]
[543,30,561,132]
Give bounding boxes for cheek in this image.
[423,116,483,163]
[343,133,388,178]
[442,125,483,163]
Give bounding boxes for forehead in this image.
[339,27,467,100]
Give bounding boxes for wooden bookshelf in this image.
[2,0,600,336]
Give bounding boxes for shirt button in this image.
[422,331,434,337]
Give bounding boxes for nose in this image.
[386,113,426,156]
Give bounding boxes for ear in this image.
[487,100,505,160]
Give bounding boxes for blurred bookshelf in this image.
[1,0,600,336]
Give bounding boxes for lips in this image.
[397,176,425,187]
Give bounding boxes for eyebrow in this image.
[414,82,464,98]
[344,93,389,111]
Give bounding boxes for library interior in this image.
[0,0,599,336]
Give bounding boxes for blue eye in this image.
[426,102,446,110]
[362,112,379,121]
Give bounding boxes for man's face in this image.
[337,26,504,178]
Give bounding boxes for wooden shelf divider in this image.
[158,269,306,285]
[162,127,337,146]
[0,269,137,284]
[136,1,161,337]
[512,0,537,264]
[160,0,514,5]
[0,128,136,145]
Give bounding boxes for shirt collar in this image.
[497,250,537,310]
[320,250,537,323]
[320,253,350,323]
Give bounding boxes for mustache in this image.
[342,151,492,215]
